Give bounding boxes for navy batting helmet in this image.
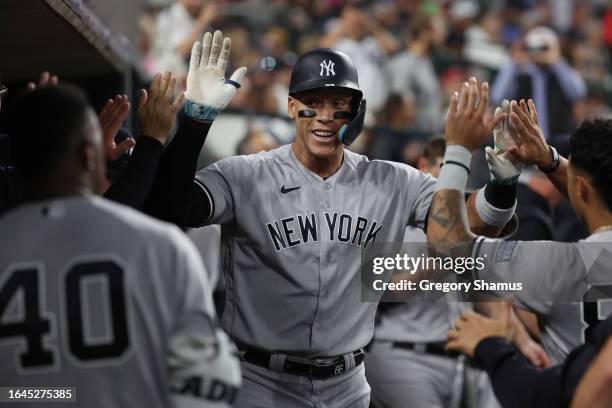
[289,48,366,146]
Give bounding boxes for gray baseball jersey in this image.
[472,231,612,364]
[0,196,240,408]
[195,144,436,356]
[375,227,467,343]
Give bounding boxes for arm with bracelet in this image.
[145,30,246,226]
[504,98,568,198]
[431,78,517,239]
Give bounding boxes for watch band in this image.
[538,145,560,173]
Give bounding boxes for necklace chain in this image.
[593,225,612,235]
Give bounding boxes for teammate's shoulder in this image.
[90,196,189,244]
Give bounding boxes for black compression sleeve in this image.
[103,136,163,210]
[474,337,569,407]
[144,116,213,227]
[484,181,517,209]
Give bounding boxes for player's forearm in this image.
[144,117,212,225]
[427,190,475,249]
[474,337,567,408]
[103,136,163,210]
[466,192,502,237]
[545,157,569,199]
[467,180,517,238]
[571,338,612,408]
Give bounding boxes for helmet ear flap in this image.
[338,99,366,146]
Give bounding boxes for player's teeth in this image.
[313,131,334,137]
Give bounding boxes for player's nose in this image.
[316,105,334,122]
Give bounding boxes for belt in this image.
[392,341,460,358]
[243,349,365,379]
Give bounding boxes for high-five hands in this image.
[184,30,247,121]
[444,77,505,151]
[505,99,553,169]
[99,95,134,161]
[485,99,524,185]
[138,71,185,146]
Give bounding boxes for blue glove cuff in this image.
[184,100,218,121]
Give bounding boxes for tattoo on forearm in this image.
[429,191,473,244]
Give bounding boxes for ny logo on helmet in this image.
[320,60,335,77]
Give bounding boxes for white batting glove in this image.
[485,100,523,185]
[185,30,247,121]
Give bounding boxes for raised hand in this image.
[99,95,135,161]
[444,77,505,151]
[485,99,524,184]
[138,71,185,145]
[184,30,247,121]
[506,99,552,168]
[26,71,59,91]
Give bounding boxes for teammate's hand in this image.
[444,77,505,151]
[26,71,59,91]
[506,99,552,168]
[485,100,524,184]
[185,30,247,121]
[446,300,513,358]
[138,71,185,145]
[514,335,551,369]
[99,95,135,161]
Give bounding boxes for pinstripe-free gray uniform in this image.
[194,144,436,407]
[472,231,612,364]
[0,197,240,408]
[196,144,436,356]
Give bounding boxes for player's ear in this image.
[576,174,592,204]
[288,96,296,120]
[416,157,428,173]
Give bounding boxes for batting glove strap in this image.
[184,99,218,121]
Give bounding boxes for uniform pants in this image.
[234,360,370,408]
[365,341,462,408]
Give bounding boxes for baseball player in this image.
[146,30,518,407]
[444,301,612,407]
[366,139,546,408]
[0,85,240,407]
[427,79,612,367]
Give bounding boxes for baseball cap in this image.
[525,26,558,52]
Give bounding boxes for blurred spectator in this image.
[387,12,443,132]
[150,0,218,85]
[463,11,510,72]
[491,26,586,154]
[320,4,399,118]
[368,93,429,165]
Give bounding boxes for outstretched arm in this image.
[145,30,246,226]
[507,99,569,198]
[427,78,506,249]
[446,302,569,408]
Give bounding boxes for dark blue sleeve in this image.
[474,337,570,407]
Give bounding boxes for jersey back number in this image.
[0,260,129,369]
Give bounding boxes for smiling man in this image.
[146,31,518,407]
